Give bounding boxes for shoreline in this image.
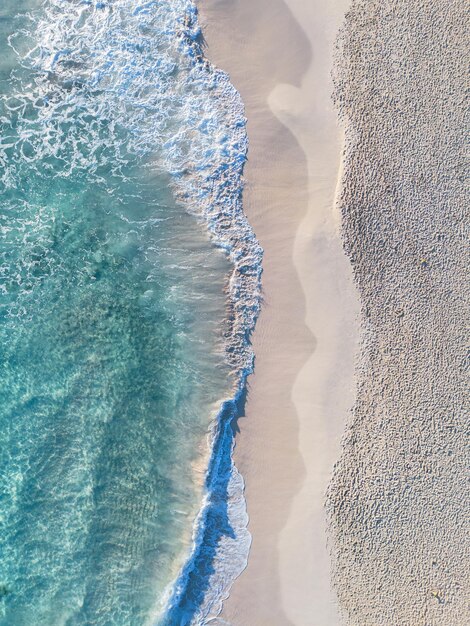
[200,0,359,623]
[155,6,263,622]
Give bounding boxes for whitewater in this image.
[0,1,261,624]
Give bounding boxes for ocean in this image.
[0,1,261,625]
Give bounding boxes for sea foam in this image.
[2,1,262,623]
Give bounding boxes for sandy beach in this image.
[200,1,359,624]
[326,2,469,624]
[202,0,469,624]
[199,0,470,624]
[0,0,466,623]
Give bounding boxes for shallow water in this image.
[0,1,254,624]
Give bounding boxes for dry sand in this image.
[326,1,470,624]
[200,1,359,624]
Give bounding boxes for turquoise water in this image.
[0,1,262,624]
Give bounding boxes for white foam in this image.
[4,1,262,622]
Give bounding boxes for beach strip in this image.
[200,1,358,624]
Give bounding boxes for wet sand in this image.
[200,1,358,624]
